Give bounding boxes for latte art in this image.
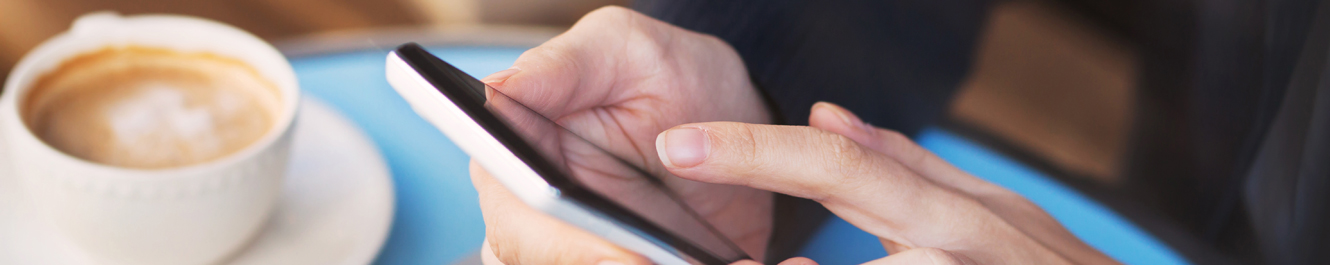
[21,47,281,168]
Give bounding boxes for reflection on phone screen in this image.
[480,85,747,262]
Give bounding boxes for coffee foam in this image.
[22,47,281,169]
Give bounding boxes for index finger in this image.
[652,122,1005,249]
[653,122,933,203]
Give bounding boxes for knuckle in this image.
[581,5,633,23]
[823,131,871,175]
[826,132,865,163]
[729,124,767,182]
[624,21,672,62]
[590,5,633,16]
[574,6,673,72]
[632,30,671,62]
[707,123,776,186]
[814,130,876,197]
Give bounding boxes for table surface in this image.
[287,45,1189,265]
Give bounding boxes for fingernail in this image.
[657,127,708,168]
[480,68,521,84]
[816,102,873,135]
[597,261,625,265]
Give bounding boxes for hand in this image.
[472,6,774,264]
[661,102,1119,265]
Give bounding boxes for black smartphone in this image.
[385,43,748,265]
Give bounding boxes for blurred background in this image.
[0,0,1227,263]
[0,0,621,79]
[0,0,1133,188]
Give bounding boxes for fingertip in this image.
[657,126,709,168]
[809,102,874,138]
[655,125,734,186]
[808,102,846,130]
[810,102,891,154]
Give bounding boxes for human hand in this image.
[659,102,1119,264]
[473,6,774,264]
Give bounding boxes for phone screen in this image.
[393,44,748,264]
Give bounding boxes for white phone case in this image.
[385,51,699,265]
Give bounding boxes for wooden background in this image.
[0,0,1135,186]
[0,0,626,86]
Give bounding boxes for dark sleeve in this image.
[1240,0,1330,263]
[634,0,989,133]
[1113,0,1330,263]
[633,0,991,262]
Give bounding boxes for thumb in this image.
[477,6,647,119]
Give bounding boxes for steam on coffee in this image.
[21,46,281,169]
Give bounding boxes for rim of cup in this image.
[0,12,300,179]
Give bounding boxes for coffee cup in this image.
[0,13,299,264]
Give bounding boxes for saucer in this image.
[0,96,395,265]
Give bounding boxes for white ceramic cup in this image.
[0,13,300,265]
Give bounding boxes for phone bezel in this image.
[389,43,744,265]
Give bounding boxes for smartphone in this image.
[385,43,749,265]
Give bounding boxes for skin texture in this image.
[474,6,1117,265]
[473,6,773,265]
[661,102,1120,265]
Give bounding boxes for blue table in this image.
[287,46,1189,265]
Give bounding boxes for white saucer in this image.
[0,96,396,265]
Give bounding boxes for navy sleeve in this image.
[634,0,989,134]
